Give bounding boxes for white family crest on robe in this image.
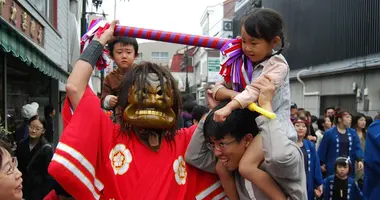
[173,155,187,185]
[109,144,132,175]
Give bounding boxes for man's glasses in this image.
[206,140,236,151]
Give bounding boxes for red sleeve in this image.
[181,124,198,146]
[48,87,114,200]
[43,190,57,200]
[182,125,226,200]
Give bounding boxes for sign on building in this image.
[207,57,222,83]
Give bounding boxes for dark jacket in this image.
[16,137,54,200]
[15,122,29,144]
[44,116,54,143]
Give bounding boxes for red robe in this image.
[48,87,225,200]
[43,190,58,200]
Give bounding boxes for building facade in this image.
[0,0,80,144]
[191,0,237,105]
[261,0,380,117]
[135,41,185,66]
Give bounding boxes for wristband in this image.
[79,40,104,68]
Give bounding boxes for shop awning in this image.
[0,20,69,83]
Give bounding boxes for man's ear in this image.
[243,134,254,147]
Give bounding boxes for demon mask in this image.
[123,73,176,129]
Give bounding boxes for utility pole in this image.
[184,46,190,93]
[81,0,87,36]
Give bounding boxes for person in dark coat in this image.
[16,115,53,200]
[44,105,55,144]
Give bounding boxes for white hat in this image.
[21,102,39,119]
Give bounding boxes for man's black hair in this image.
[204,101,260,142]
[108,36,139,57]
[324,107,335,114]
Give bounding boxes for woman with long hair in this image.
[352,113,367,188]
[16,116,53,200]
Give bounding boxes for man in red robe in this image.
[48,21,224,200]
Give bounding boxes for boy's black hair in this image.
[191,105,209,122]
[204,101,260,142]
[243,8,285,55]
[183,101,197,113]
[335,156,353,175]
[108,37,139,57]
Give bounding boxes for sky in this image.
[93,0,225,43]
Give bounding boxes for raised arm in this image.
[233,56,288,109]
[66,21,117,110]
[185,119,217,173]
[185,89,218,173]
[212,81,238,101]
[251,75,302,177]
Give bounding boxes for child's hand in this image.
[109,95,118,107]
[214,107,231,122]
[206,89,219,110]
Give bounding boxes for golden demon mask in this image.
[123,73,176,129]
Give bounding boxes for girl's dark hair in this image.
[352,113,367,139]
[28,115,46,129]
[317,116,331,131]
[335,156,353,175]
[117,62,182,141]
[0,139,12,169]
[243,8,285,55]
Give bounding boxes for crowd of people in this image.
[0,7,379,200]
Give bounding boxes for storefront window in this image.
[6,56,51,133]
